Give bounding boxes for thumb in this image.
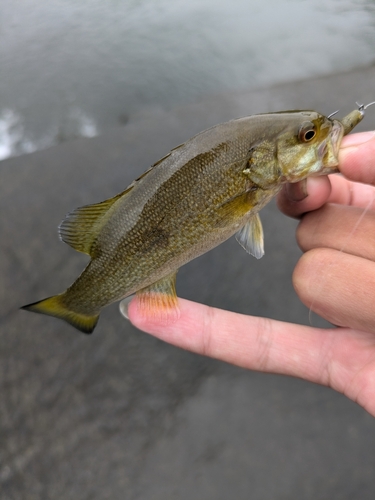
[339,132,375,185]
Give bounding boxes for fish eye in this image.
[298,122,316,142]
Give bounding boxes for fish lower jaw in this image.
[282,159,340,182]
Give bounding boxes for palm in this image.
[324,327,375,415]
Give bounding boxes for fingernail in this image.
[119,296,133,320]
[341,131,375,148]
[285,178,308,202]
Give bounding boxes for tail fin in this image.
[21,294,99,334]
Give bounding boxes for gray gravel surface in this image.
[1,65,375,499]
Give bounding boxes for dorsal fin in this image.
[58,151,176,255]
[58,186,132,255]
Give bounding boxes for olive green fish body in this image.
[60,114,310,312]
[22,106,368,333]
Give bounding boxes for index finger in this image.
[325,174,375,209]
[126,297,375,416]
[127,297,325,379]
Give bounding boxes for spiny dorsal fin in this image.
[59,187,131,255]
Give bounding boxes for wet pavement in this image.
[1,65,375,499]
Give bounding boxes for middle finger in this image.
[297,203,375,261]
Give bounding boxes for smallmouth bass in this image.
[22,104,373,333]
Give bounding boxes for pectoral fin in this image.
[215,192,254,227]
[122,271,180,324]
[235,214,264,259]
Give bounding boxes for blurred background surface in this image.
[1,1,375,499]
[1,0,375,159]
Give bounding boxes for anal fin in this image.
[235,213,264,259]
[132,271,180,324]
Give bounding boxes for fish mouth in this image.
[317,120,344,174]
[330,120,344,158]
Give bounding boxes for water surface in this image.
[1,0,374,159]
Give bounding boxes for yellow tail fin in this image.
[21,295,99,334]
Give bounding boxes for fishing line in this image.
[308,184,375,326]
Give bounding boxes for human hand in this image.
[127,132,375,417]
[277,131,375,333]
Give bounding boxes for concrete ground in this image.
[1,65,375,499]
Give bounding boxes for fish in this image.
[21,102,374,333]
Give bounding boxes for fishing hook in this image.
[327,109,340,119]
[356,101,375,116]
